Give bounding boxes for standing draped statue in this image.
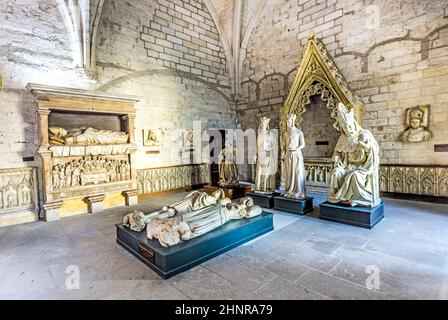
[328,103,381,207]
[254,117,277,194]
[218,140,239,187]
[282,114,307,199]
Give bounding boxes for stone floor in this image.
[1,191,448,300]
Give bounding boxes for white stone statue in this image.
[254,117,277,194]
[122,189,226,230]
[49,126,129,145]
[282,114,307,199]
[328,103,381,207]
[218,140,239,187]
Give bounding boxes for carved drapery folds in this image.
[280,34,364,151]
[56,0,105,81]
[52,156,131,190]
[28,83,139,220]
[137,164,211,195]
[382,165,446,197]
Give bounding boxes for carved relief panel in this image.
[304,161,448,199]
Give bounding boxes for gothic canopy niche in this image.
[27,83,139,222]
[280,34,364,151]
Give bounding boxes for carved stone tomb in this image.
[28,84,139,221]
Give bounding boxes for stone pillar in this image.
[122,113,136,144]
[84,194,106,213]
[42,200,64,222]
[122,189,139,206]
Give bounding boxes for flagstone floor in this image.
[1,191,448,300]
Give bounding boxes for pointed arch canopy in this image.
[280,34,364,147]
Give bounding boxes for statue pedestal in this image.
[319,201,384,229]
[116,212,274,279]
[246,192,280,208]
[273,196,314,215]
[203,184,251,199]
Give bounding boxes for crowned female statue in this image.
[328,103,381,207]
[254,117,277,194]
[282,114,307,199]
[218,140,239,187]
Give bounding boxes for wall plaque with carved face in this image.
[401,105,432,143]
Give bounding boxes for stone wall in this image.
[237,0,448,179]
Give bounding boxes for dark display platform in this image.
[203,184,251,199]
[319,201,384,229]
[273,196,314,215]
[116,212,274,279]
[246,192,280,208]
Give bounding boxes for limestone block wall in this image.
[237,0,448,179]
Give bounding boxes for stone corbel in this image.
[56,0,106,82]
[84,194,106,213]
[122,189,139,206]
